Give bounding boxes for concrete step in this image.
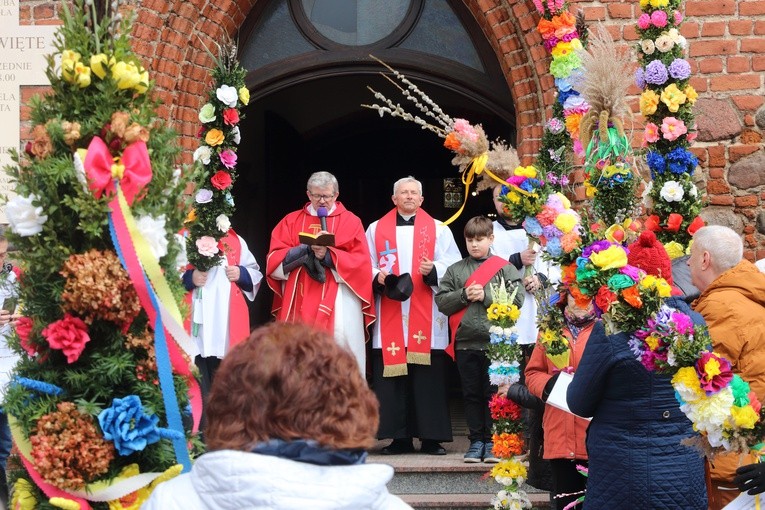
[369,437,552,509]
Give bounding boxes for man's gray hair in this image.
[392,176,422,195]
[693,225,743,273]
[307,172,339,194]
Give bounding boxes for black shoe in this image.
[420,440,446,455]
[380,438,415,455]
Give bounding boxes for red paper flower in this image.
[41,314,90,364]
[15,316,36,356]
[666,213,683,232]
[210,170,232,190]
[687,216,705,235]
[695,352,733,394]
[223,108,240,126]
[644,215,661,232]
[594,286,618,313]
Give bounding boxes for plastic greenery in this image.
[1,1,200,507]
[185,39,248,272]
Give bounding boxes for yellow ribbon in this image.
[443,153,507,226]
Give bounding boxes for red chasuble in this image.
[267,202,374,336]
[374,209,436,377]
[446,255,509,359]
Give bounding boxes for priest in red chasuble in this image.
[267,171,373,374]
[365,176,462,455]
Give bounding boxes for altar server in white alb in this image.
[183,228,262,396]
[366,176,462,456]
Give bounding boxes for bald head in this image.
[687,225,743,292]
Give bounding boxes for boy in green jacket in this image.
[435,216,524,463]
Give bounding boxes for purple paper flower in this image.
[195,188,213,204]
[668,59,691,80]
[672,311,694,335]
[619,264,641,281]
[546,117,565,134]
[635,68,646,89]
[644,60,668,85]
[543,225,563,240]
[219,149,237,169]
[582,240,613,258]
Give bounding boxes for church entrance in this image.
[232,0,519,327]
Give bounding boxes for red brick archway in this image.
[130,0,551,164]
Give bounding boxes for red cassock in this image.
[267,202,374,337]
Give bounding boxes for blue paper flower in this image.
[98,395,161,456]
[646,151,666,177]
[523,217,543,237]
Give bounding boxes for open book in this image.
[298,232,336,247]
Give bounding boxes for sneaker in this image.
[463,440,484,463]
[483,442,499,463]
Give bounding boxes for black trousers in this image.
[550,458,588,510]
[372,349,452,442]
[455,349,494,443]
[195,355,222,432]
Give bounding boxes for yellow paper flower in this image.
[90,53,109,79]
[505,190,521,204]
[73,62,92,88]
[640,89,660,116]
[554,212,577,234]
[640,0,650,7]
[731,405,759,429]
[513,165,537,179]
[205,128,225,146]
[11,478,37,510]
[685,85,698,104]
[645,335,660,351]
[604,224,626,243]
[508,305,521,322]
[589,245,628,270]
[660,84,687,113]
[551,42,573,59]
[640,274,657,290]
[569,38,583,51]
[112,61,141,90]
[554,192,571,209]
[664,241,685,260]
[487,303,501,321]
[135,70,149,94]
[61,58,78,82]
[650,0,669,6]
[584,181,597,198]
[672,366,705,402]
[540,329,556,345]
[239,86,250,105]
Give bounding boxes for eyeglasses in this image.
[308,192,336,201]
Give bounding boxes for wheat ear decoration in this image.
[573,25,635,141]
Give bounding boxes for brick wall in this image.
[16,0,765,259]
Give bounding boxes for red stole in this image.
[182,229,250,354]
[446,256,509,360]
[375,209,436,377]
[220,230,250,350]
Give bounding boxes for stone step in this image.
[369,437,552,509]
[401,492,552,509]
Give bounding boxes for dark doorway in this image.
[233,72,514,326]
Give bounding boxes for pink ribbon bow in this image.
[84,136,152,205]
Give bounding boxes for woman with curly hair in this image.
[143,322,411,509]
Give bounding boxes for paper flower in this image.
[660,180,685,202]
[41,314,90,364]
[651,10,668,27]
[696,352,734,395]
[641,39,656,55]
[231,125,241,144]
[195,189,213,204]
[222,108,240,126]
[661,116,687,140]
[668,59,691,80]
[98,395,161,456]
[640,90,660,116]
[210,170,233,190]
[135,214,169,260]
[661,86,688,114]
[198,103,216,123]
[196,236,219,257]
[638,13,651,29]
[238,86,250,105]
[644,60,668,85]
[6,194,48,236]
[644,122,660,143]
[10,478,37,510]
[655,35,674,53]
[112,61,142,90]
[219,149,237,169]
[204,128,224,146]
[216,84,238,107]
[215,214,231,233]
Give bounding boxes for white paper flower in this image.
[215,214,231,233]
[655,35,674,53]
[216,85,238,108]
[689,183,698,198]
[195,189,213,204]
[174,233,188,270]
[198,103,216,123]
[136,214,168,260]
[640,39,655,55]
[660,180,684,202]
[231,126,241,145]
[6,194,48,236]
[193,145,212,165]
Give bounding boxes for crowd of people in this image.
[2,171,765,510]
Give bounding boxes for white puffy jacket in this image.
[141,449,412,510]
